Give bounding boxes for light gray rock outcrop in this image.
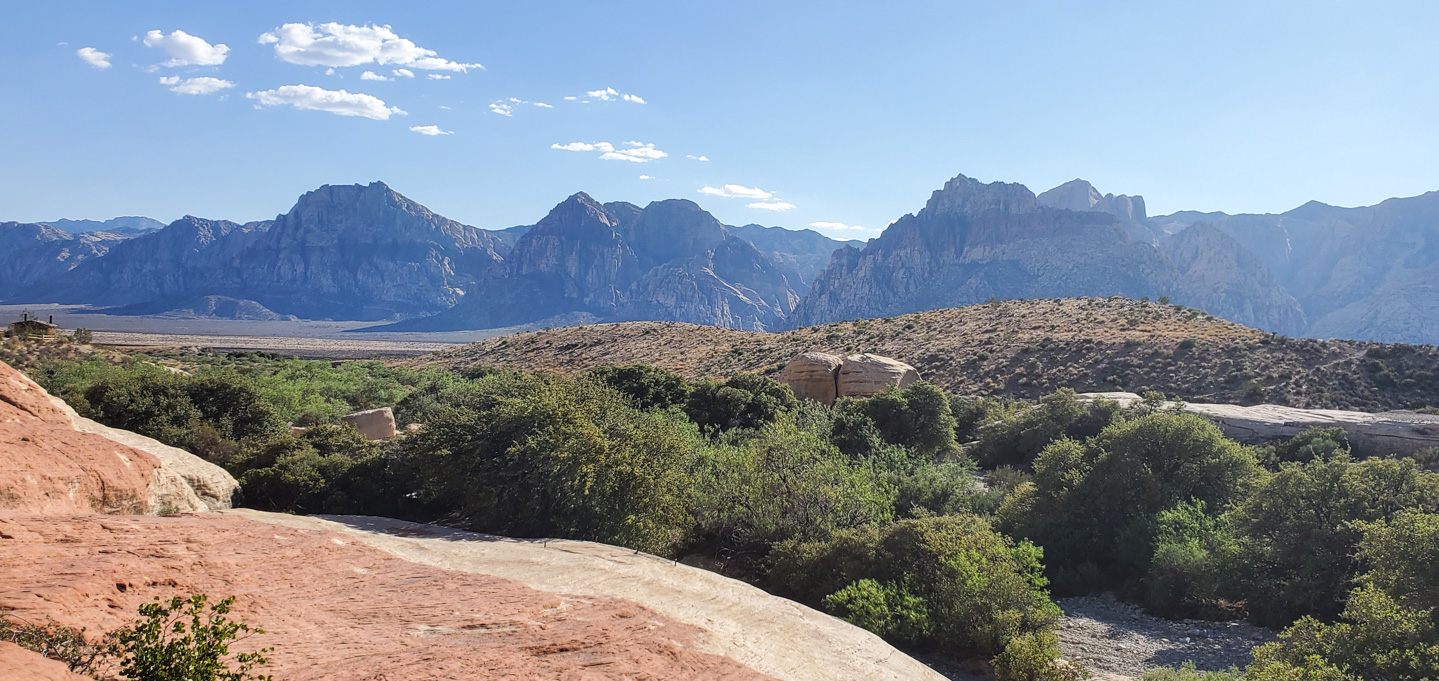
[1079,392,1439,457]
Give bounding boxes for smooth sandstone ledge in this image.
[1079,392,1439,457]
[231,510,947,681]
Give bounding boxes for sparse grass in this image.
[417,297,1439,411]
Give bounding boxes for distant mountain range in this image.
[2,175,1437,344]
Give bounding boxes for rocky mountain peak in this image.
[922,174,1040,217]
[1038,179,1148,222]
[623,199,727,269]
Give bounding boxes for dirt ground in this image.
[1056,595,1275,677]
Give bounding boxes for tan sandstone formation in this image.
[779,352,921,404]
[837,353,920,398]
[778,351,844,404]
[1080,392,1439,457]
[341,406,397,440]
[0,360,228,515]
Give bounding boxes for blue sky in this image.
[2,1,1436,239]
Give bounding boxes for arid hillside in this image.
[422,297,1439,412]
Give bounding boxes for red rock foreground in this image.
[0,512,774,681]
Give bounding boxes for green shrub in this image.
[111,594,271,681]
[400,372,695,553]
[999,411,1259,590]
[1142,661,1241,681]
[234,424,383,514]
[1232,455,1439,626]
[823,578,932,643]
[587,364,692,411]
[972,389,1122,469]
[691,420,894,547]
[993,630,1086,681]
[685,373,798,433]
[772,515,1060,658]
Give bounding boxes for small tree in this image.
[112,594,272,681]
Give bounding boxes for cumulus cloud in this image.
[409,125,453,135]
[426,73,450,80]
[489,97,553,116]
[246,84,406,120]
[143,29,229,66]
[360,70,390,81]
[570,86,645,104]
[749,201,796,211]
[639,175,652,180]
[601,142,666,163]
[160,75,235,95]
[699,184,772,200]
[551,142,612,152]
[392,68,414,78]
[809,221,868,231]
[686,154,709,162]
[551,141,665,163]
[76,47,112,69]
[259,23,482,72]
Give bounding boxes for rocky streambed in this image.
[1057,595,1275,677]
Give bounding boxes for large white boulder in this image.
[779,352,844,404]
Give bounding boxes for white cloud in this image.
[409,125,453,136]
[490,97,551,116]
[427,73,450,80]
[76,47,112,69]
[686,154,710,162]
[749,201,796,211]
[259,23,481,71]
[392,68,414,78]
[438,105,452,110]
[551,142,612,152]
[809,221,868,231]
[601,142,666,162]
[552,141,664,163]
[161,75,235,95]
[143,29,229,66]
[360,70,389,81]
[699,184,772,200]
[572,86,645,104]
[639,175,652,180]
[325,68,335,76]
[246,84,405,120]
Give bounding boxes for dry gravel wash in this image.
[236,511,947,681]
[1057,595,1275,677]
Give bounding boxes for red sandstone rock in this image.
[0,362,163,514]
[0,641,92,681]
[0,514,776,681]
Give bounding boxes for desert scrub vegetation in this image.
[24,345,1439,677]
[1,593,271,681]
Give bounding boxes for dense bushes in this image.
[771,515,1060,659]
[399,372,696,553]
[998,411,1259,592]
